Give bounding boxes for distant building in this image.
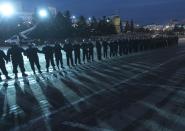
[109,15,121,33]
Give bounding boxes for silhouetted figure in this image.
[87,39,94,62]
[63,40,74,67]
[7,44,28,79]
[25,43,42,74]
[42,42,56,72]
[109,40,114,57]
[73,41,81,65]
[113,40,118,56]
[102,40,108,58]
[54,42,64,69]
[0,49,11,81]
[96,40,102,60]
[81,39,88,63]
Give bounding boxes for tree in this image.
[125,21,130,32]
[130,20,134,32]
[63,10,73,37]
[89,16,98,35]
[76,16,88,37]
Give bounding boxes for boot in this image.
[39,70,42,74]
[22,73,28,77]
[6,76,12,80]
[15,74,18,79]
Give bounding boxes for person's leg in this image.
[83,51,85,63]
[59,56,63,68]
[19,60,27,77]
[0,63,9,78]
[13,61,18,78]
[66,54,70,67]
[70,53,74,66]
[56,56,60,69]
[35,58,42,73]
[46,58,50,72]
[78,53,81,64]
[0,72,2,81]
[30,60,35,74]
[50,57,56,70]
[75,53,78,65]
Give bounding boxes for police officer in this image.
[102,39,108,58]
[96,39,102,60]
[73,40,81,65]
[81,39,88,63]
[7,44,28,79]
[87,39,94,62]
[0,49,11,81]
[54,42,64,70]
[63,39,74,67]
[109,40,114,57]
[25,43,42,74]
[113,40,119,56]
[42,42,56,72]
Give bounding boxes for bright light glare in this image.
[72,15,76,19]
[39,9,48,18]
[0,3,15,17]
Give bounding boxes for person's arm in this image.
[41,47,45,54]
[21,47,27,56]
[37,47,43,54]
[1,51,8,62]
[7,49,11,62]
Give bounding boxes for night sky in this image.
[21,0,185,24]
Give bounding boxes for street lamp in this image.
[88,17,92,21]
[107,19,110,23]
[38,9,48,18]
[0,2,15,17]
[72,15,76,19]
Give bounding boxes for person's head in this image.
[45,41,49,46]
[28,43,33,48]
[65,39,69,44]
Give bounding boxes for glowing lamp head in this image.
[0,3,15,17]
[39,9,48,18]
[88,17,92,21]
[72,15,76,19]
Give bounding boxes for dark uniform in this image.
[25,44,42,74]
[54,43,63,69]
[87,40,94,62]
[113,40,119,56]
[96,40,102,60]
[73,42,81,65]
[7,45,28,78]
[42,44,56,72]
[109,40,114,57]
[81,41,88,63]
[102,40,108,58]
[63,41,74,67]
[0,50,11,81]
